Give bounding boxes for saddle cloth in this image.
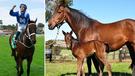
[11,33,16,49]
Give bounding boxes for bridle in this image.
[25,23,36,42]
[56,11,66,28]
[55,7,66,29]
[19,23,36,48]
[47,7,66,46]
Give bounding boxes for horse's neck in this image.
[20,29,29,45]
[65,13,81,37]
[65,8,98,40]
[71,38,79,50]
[19,32,25,42]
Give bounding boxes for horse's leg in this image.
[81,61,85,76]
[16,57,22,76]
[77,58,84,76]
[19,59,23,76]
[100,55,112,76]
[20,60,24,75]
[96,52,112,76]
[86,56,92,76]
[126,43,135,76]
[16,56,19,76]
[13,51,17,66]
[89,54,104,76]
[100,59,111,76]
[27,57,33,76]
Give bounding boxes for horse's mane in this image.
[68,7,97,28]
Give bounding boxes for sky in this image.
[0,0,45,25]
[45,0,135,41]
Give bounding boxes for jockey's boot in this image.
[15,31,20,41]
[14,31,20,47]
[11,31,20,56]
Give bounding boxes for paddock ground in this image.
[46,61,132,76]
[46,49,132,76]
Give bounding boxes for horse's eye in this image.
[58,11,61,13]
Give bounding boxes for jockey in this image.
[9,4,30,42]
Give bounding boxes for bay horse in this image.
[62,30,111,76]
[48,4,135,76]
[9,20,37,76]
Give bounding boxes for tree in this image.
[37,23,44,27]
[0,20,3,24]
[45,0,73,22]
[0,20,3,29]
[36,23,44,34]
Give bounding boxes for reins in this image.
[18,23,36,48]
[47,21,65,46]
[18,41,34,48]
[47,26,60,46]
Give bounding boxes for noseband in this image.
[56,21,65,29]
[56,11,66,29]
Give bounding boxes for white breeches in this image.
[17,24,27,32]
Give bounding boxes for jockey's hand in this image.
[12,5,16,10]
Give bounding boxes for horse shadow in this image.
[61,72,131,76]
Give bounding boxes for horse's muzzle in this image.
[48,26,54,30]
[48,24,55,30]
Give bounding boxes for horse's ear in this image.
[70,31,73,35]
[34,18,37,23]
[59,0,66,6]
[62,30,66,35]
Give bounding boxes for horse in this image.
[48,4,135,76]
[9,20,37,76]
[62,30,111,76]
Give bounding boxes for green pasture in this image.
[46,49,132,76]
[46,61,132,76]
[0,35,44,76]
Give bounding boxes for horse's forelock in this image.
[28,23,36,29]
[25,23,36,33]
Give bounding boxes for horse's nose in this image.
[48,25,54,30]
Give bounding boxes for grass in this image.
[46,49,132,76]
[0,35,44,76]
[46,61,132,76]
